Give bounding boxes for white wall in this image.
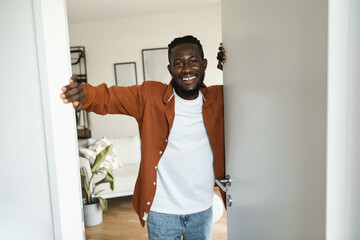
[68,6,222,139]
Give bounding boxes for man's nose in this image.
[182,63,191,73]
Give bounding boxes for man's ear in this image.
[167,64,172,76]
[203,58,208,70]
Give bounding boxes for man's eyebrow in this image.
[173,55,199,61]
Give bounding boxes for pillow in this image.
[86,138,97,146]
[107,136,141,165]
[79,137,123,169]
[79,147,97,163]
[79,147,114,168]
[212,194,224,223]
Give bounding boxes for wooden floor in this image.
[85,189,227,240]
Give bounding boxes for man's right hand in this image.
[60,75,85,112]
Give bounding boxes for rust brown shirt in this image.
[81,80,225,226]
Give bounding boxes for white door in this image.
[1,0,84,239]
[221,0,327,239]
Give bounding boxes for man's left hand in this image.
[217,42,226,70]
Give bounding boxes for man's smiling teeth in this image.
[182,76,196,81]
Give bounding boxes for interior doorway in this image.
[65,0,225,239]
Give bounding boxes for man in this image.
[61,35,226,240]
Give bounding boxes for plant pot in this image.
[83,200,103,227]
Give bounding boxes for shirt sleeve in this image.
[80,83,144,121]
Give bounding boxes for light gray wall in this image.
[0,1,54,239]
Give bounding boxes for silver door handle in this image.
[215,175,232,192]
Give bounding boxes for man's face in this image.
[168,43,207,100]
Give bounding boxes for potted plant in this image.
[80,144,114,226]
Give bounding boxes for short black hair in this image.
[168,35,204,63]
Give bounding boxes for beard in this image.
[171,72,205,98]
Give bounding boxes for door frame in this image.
[33,0,84,238]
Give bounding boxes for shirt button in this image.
[153,182,156,185]
[159,151,163,154]
[155,166,158,170]
[165,139,168,142]
[147,201,151,205]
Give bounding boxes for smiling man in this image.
[168,41,207,100]
[61,35,226,240]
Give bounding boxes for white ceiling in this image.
[66,0,221,24]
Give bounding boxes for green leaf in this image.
[97,167,114,179]
[98,197,108,212]
[80,173,91,204]
[94,189,105,196]
[94,170,114,191]
[91,144,113,172]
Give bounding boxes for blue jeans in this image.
[146,206,213,240]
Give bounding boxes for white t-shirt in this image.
[150,90,215,214]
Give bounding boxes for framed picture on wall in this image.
[142,47,171,83]
[114,62,138,86]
